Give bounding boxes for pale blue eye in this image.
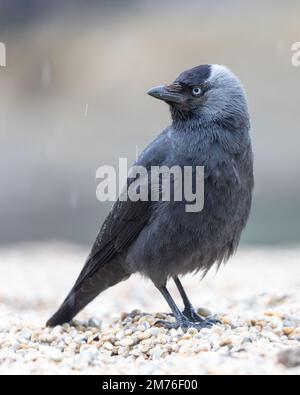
[192,87,202,96]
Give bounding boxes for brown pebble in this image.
[283,327,294,336]
[219,337,232,346]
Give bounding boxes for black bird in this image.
[47,64,253,329]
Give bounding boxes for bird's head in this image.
[147,64,249,125]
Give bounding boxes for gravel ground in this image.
[0,242,300,375]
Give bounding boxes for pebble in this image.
[278,348,300,368]
[119,338,134,347]
[2,304,297,374]
[219,337,233,347]
[103,341,114,350]
[115,331,125,340]
[16,331,31,343]
[283,327,294,336]
[138,330,152,340]
[41,346,63,362]
[149,346,166,360]
[1,254,300,375]
[88,317,101,328]
[197,307,212,317]
[80,346,98,360]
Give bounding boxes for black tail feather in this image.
[46,295,78,327]
[46,261,130,327]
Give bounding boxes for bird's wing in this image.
[69,129,171,294]
[71,195,151,294]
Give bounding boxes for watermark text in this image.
[96,158,204,213]
[0,42,6,67]
[291,42,300,67]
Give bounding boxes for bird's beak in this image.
[147,85,185,104]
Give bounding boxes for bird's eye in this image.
[192,87,202,96]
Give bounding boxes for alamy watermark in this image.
[96,158,204,213]
[291,42,300,67]
[0,42,6,67]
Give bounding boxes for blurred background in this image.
[0,0,299,247]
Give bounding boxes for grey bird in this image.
[47,64,254,329]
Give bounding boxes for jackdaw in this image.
[47,64,253,329]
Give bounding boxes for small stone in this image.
[110,346,118,355]
[118,347,129,357]
[16,331,31,342]
[69,330,78,338]
[283,327,294,336]
[62,323,70,330]
[80,345,98,359]
[138,343,151,353]
[197,307,212,317]
[101,322,111,331]
[149,328,159,337]
[157,334,167,344]
[137,323,151,331]
[88,317,101,328]
[129,348,140,357]
[39,333,55,343]
[219,337,233,346]
[264,311,284,318]
[24,350,39,362]
[116,331,125,340]
[129,309,142,318]
[241,337,253,344]
[87,336,94,344]
[120,312,128,321]
[220,316,232,325]
[278,348,300,368]
[138,329,152,340]
[103,341,114,350]
[51,326,63,335]
[120,337,134,347]
[124,328,133,336]
[178,344,192,355]
[155,312,167,319]
[42,346,63,362]
[211,325,223,335]
[263,332,279,342]
[149,346,164,360]
[181,333,192,340]
[187,328,198,336]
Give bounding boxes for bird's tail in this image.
[46,260,130,327]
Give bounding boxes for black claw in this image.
[182,308,222,326]
[154,319,179,329]
[182,308,205,323]
[154,317,219,331]
[206,315,222,325]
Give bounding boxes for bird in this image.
[47,64,254,330]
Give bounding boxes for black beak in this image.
[147,85,185,104]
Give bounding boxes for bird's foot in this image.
[155,316,220,331]
[182,308,221,325]
[182,307,205,322]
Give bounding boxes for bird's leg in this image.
[155,284,218,330]
[174,277,221,326]
[173,276,205,322]
[156,284,184,327]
